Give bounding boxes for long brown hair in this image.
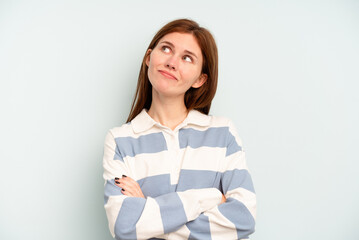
[126,18,218,123]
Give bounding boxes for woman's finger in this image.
[121,176,138,188]
[119,176,141,192]
[115,176,144,198]
[115,178,137,196]
[122,188,133,197]
[221,194,227,204]
[125,178,144,197]
[115,178,129,193]
[116,181,134,196]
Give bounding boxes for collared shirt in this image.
[103,108,256,240]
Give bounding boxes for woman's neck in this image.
[147,92,189,131]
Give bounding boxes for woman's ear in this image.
[145,49,152,67]
[191,73,208,88]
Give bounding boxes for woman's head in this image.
[127,18,218,122]
[145,31,208,102]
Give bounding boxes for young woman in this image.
[103,18,256,240]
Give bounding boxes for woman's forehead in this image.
[158,32,202,56]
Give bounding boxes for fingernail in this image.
[115,181,120,184]
[115,177,119,180]
[122,175,127,178]
[122,188,125,192]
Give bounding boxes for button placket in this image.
[174,131,181,169]
[169,131,181,185]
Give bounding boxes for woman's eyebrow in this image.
[159,40,198,59]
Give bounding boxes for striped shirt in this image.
[103,108,256,240]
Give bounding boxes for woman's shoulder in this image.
[105,122,134,139]
[208,113,243,143]
[187,109,234,129]
[207,112,237,128]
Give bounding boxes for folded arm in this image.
[103,131,222,240]
[185,151,256,240]
[170,120,257,240]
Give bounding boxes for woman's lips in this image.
[159,70,177,80]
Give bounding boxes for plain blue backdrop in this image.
[0,0,358,239]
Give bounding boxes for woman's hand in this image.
[221,194,227,204]
[115,175,145,198]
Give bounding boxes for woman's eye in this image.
[183,55,192,62]
[162,46,170,53]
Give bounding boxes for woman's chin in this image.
[152,87,183,99]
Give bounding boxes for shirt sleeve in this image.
[170,120,257,240]
[103,130,223,240]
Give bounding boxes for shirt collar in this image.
[131,108,211,134]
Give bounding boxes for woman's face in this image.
[145,32,207,98]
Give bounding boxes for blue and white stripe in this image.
[103,108,256,239]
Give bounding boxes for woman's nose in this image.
[165,56,178,70]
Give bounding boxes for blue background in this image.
[1,0,358,239]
